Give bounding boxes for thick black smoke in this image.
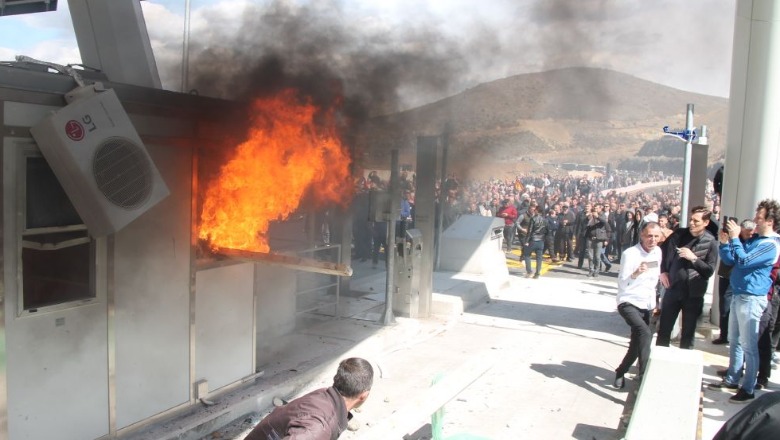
[184,0,468,123]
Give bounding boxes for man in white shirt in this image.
[613,222,663,389]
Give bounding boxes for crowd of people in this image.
[609,198,780,416]
[353,167,780,404]
[305,162,780,438]
[352,169,702,271]
[434,171,700,281]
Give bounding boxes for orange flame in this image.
[199,89,353,253]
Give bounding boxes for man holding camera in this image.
[713,219,756,345]
[709,200,780,403]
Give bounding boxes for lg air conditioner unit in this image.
[30,86,169,237]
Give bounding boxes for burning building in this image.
[0,2,362,439]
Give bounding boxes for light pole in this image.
[181,0,191,92]
[662,104,696,227]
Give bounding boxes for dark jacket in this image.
[574,209,590,238]
[622,218,640,247]
[607,211,618,237]
[546,214,560,239]
[246,386,349,440]
[561,209,576,233]
[526,213,547,242]
[586,213,610,241]
[661,228,718,297]
[516,212,531,241]
[713,392,780,440]
[615,210,628,238]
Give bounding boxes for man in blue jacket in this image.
[709,199,780,403]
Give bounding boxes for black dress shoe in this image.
[712,338,729,345]
[613,374,625,389]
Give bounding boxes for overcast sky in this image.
[0,0,736,108]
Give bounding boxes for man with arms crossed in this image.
[709,200,780,403]
[246,357,373,439]
[613,222,663,389]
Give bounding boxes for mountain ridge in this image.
[358,66,728,180]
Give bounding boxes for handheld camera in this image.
[722,216,737,232]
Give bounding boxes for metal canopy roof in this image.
[0,0,58,17]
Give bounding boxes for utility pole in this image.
[662,104,697,227]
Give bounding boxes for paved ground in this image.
[202,255,778,440]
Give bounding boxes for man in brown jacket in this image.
[246,358,373,440]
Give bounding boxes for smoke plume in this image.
[184,0,467,120]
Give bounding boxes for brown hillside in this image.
[357,67,728,180]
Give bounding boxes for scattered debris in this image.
[347,419,361,431]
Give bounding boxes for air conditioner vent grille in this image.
[92,137,153,210]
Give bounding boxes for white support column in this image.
[722,0,780,218]
[68,0,162,89]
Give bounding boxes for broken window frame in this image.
[16,146,97,316]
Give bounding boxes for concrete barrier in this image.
[361,352,496,438]
[624,346,703,440]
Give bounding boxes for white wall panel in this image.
[195,263,254,392]
[114,143,191,429]
[4,137,109,440]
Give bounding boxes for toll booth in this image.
[438,215,506,274]
[438,215,510,293]
[393,229,423,317]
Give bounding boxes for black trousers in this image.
[558,229,573,260]
[544,234,557,259]
[371,225,387,266]
[656,283,704,349]
[758,293,780,381]
[771,287,780,351]
[577,235,588,268]
[353,222,372,260]
[616,303,652,377]
[718,276,731,341]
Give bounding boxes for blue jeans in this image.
[588,240,604,274]
[726,294,768,394]
[523,239,544,275]
[503,226,516,252]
